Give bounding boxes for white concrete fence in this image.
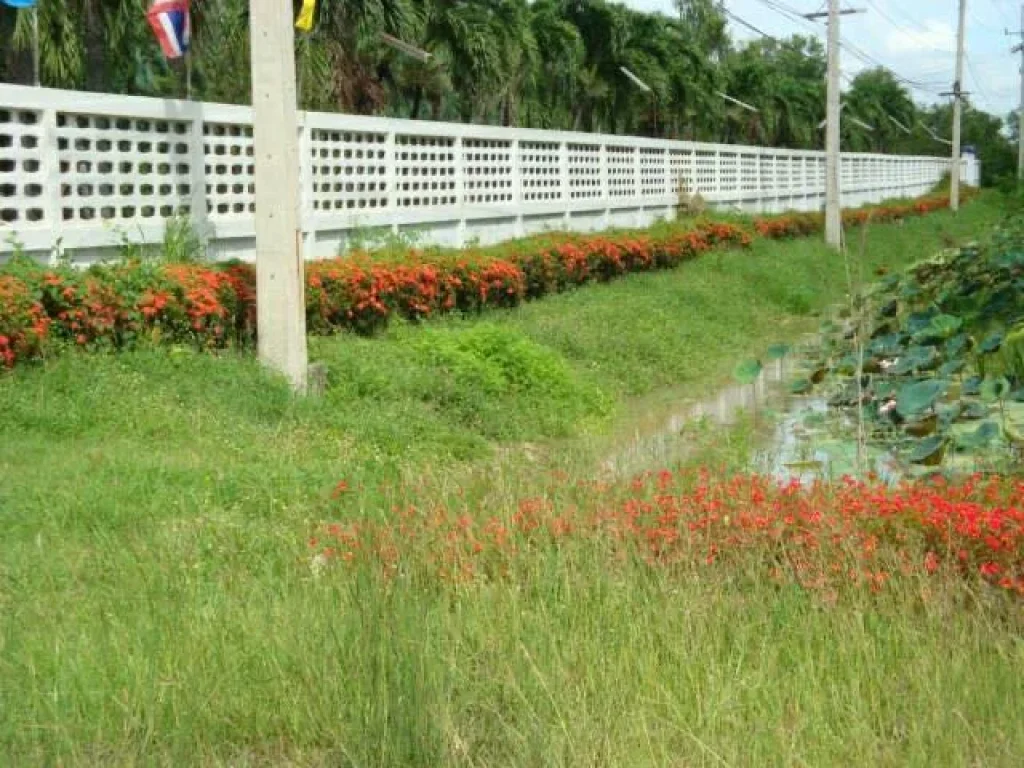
[0,83,978,263]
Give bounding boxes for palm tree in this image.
[296,0,418,113]
[844,68,915,153]
[519,0,584,130]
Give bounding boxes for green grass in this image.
[1,195,1020,765]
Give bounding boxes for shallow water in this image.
[599,355,906,483]
[601,358,797,476]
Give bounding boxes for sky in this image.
[623,0,1021,120]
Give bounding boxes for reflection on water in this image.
[601,355,902,484]
[602,358,793,476]
[761,399,906,485]
[760,396,831,485]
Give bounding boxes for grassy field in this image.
[1,196,1022,765]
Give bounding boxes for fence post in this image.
[298,112,317,259]
[453,135,465,247]
[39,106,61,261]
[511,137,524,238]
[383,129,398,239]
[754,148,763,213]
[560,140,570,230]
[714,148,722,205]
[632,144,642,227]
[185,104,209,254]
[663,146,673,219]
[598,141,609,230]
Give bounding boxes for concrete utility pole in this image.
[249,0,308,392]
[824,0,842,249]
[950,0,967,211]
[1011,6,1024,181]
[805,3,866,250]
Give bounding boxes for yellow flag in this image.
[295,0,316,32]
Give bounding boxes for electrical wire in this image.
[862,0,953,55]
[965,54,1001,111]
[747,0,946,96]
[721,6,778,41]
[980,0,1014,33]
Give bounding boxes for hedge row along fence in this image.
[0,192,973,369]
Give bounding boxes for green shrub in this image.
[412,323,612,439]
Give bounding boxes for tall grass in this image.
[1,195,1019,765]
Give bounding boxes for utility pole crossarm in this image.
[803,8,866,20]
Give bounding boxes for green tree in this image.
[843,68,916,153]
[724,36,825,148]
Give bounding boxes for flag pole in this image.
[186,0,193,100]
[296,33,307,109]
[32,4,40,87]
[294,0,316,109]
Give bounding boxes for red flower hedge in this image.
[0,192,966,369]
[0,275,48,368]
[751,190,976,240]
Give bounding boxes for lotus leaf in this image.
[908,435,947,466]
[957,421,1000,450]
[928,313,963,339]
[938,359,965,377]
[904,413,938,437]
[889,346,939,375]
[905,310,936,335]
[962,376,983,396]
[979,331,1004,354]
[944,333,971,359]
[870,333,905,357]
[958,401,989,420]
[901,283,923,300]
[896,379,947,418]
[980,376,1011,403]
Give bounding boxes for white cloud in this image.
[883,20,955,56]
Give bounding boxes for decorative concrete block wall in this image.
[0,83,978,263]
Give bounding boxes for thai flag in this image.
[147,0,191,59]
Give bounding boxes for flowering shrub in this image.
[310,470,1024,597]
[752,190,977,240]
[0,275,49,368]
[0,193,965,369]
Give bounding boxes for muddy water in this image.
[601,358,804,476]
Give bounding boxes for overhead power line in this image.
[721,7,778,41]
[965,54,998,109]
[748,0,945,96]
[862,0,953,55]
[975,0,1013,33]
